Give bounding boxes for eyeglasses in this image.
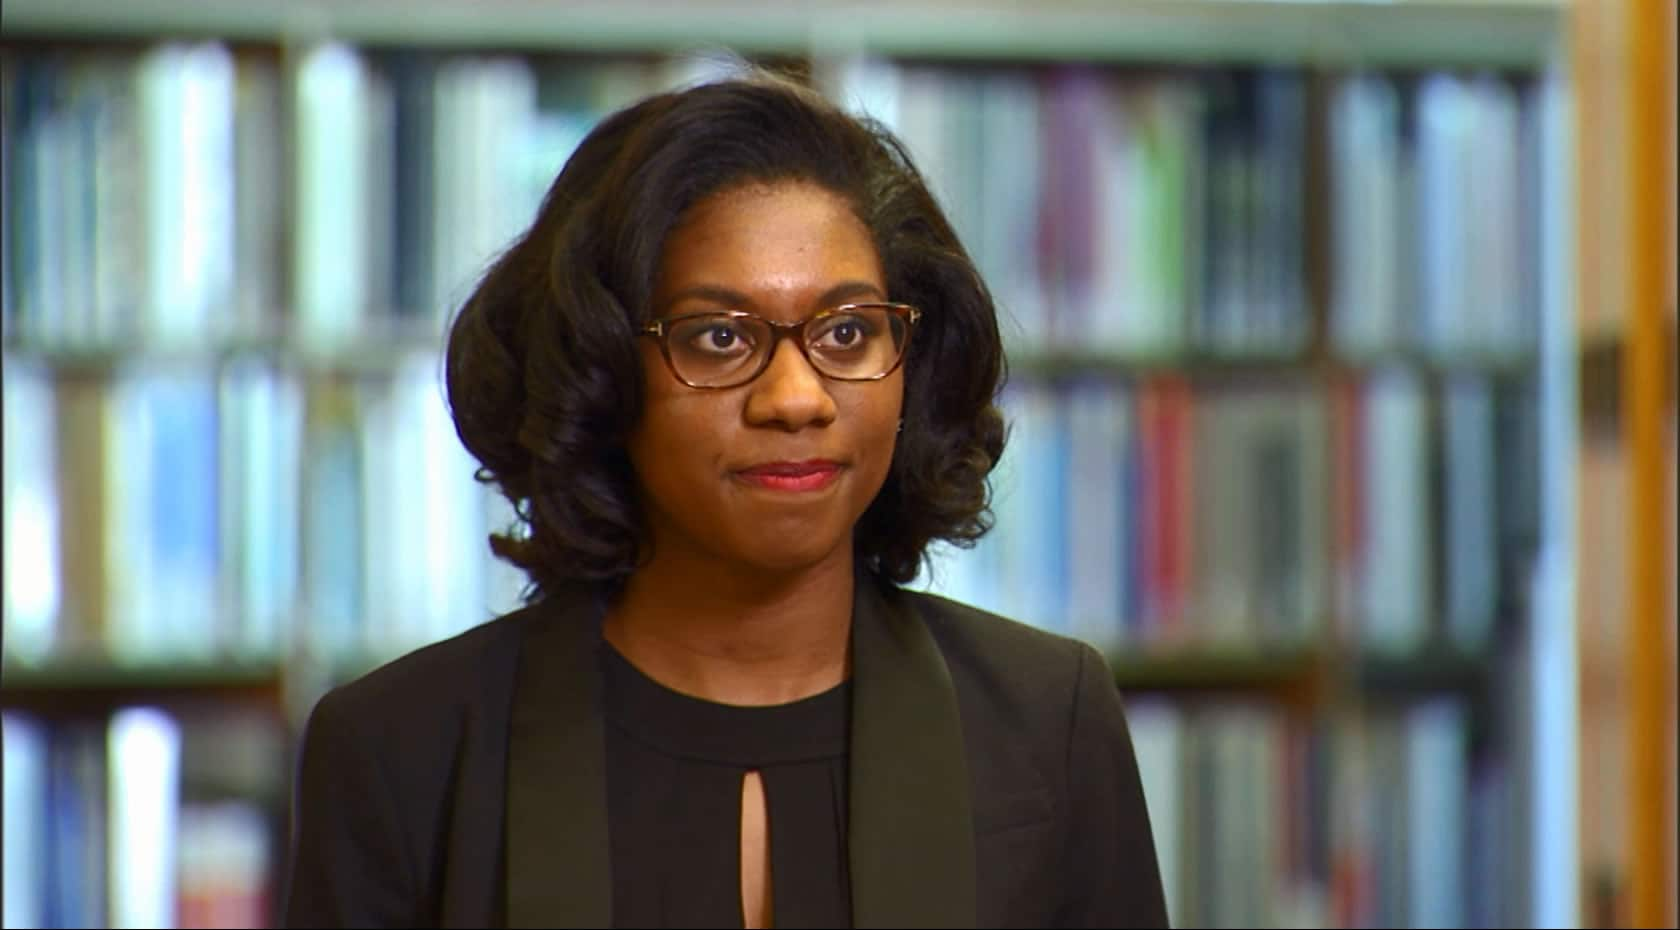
[639,302,920,390]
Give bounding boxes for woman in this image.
[282,69,1169,929]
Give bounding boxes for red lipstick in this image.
[736,460,843,492]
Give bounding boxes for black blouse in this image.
[600,643,853,929]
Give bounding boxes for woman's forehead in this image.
[652,182,885,314]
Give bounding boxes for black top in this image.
[600,643,853,929]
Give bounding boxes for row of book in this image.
[1326,71,1542,359]
[0,43,670,349]
[1127,694,1515,928]
[4,349,1530,667]
[914,366,1535,655]
[2,693,1500,929]
[3,708,281,930]
[3,45,1543,359]
[3,350,529,667]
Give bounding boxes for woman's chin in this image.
[729,530,852,579]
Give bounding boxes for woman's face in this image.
[628,180,904,578]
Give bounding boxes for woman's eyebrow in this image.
[658,280,887,313]
[816,280,888,306]
[661,284,753,311]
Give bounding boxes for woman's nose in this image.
[743,339,838,431]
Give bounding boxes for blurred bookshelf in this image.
[0,0,1624,927]
[0,660,287,718]
[1,0,1565,67]
[1570,0,1678,927]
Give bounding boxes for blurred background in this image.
[0,0,1672,927]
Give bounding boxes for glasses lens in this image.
[805,306,908,380]
[663,314,770,387]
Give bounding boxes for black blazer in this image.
[281,573,1170,928]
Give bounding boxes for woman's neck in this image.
[601,548,855,707]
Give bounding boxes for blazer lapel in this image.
[505,593,612,929]
[849,576,978,928]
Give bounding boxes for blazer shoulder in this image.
[885,587,1121,753]
[894,587,1098,684]
[310,602,543,728]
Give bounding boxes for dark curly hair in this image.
[444,68,1007,603]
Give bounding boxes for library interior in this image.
[0,0,1673,927]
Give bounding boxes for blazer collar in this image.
[504,576,977,929]
[505,591,612,929]
[846,575,978,928]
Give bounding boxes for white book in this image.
[407,353,491,643]
[1466,75,1523,354]
[997,381,1066,630]
[1065,379,1127,649]
[2,356,61,661]
[1124,698,1185,927]
[219,359,304,656]
[1416,74,1473,355]
[301,384,366,658]
[140,42,235,346]
[1405,698,1469,928]
[107,706,182,930]
[1361,368,1430,653]
[431,58,536,328]
[1329,74,1401,355]
[3,713,49,929]
[106,369,222,659]
[294,43,370,346]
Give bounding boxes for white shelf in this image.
[1,0,1566,68]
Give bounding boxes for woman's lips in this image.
[735,460,843,492]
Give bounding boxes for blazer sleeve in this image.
[282,687,420,928]
[1057,642,1172,928]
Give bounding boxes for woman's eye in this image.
[686,322,751,354]
[813,315,873,349]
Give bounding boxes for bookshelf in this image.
[0,1,1592,927]
[1,0,1563,67]
[1570,0,1677,926]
